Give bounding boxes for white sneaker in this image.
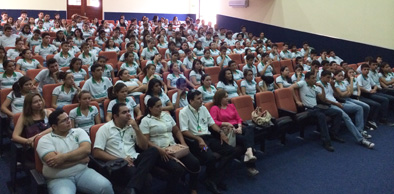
[362,131,372,139]
[360,139,375,149]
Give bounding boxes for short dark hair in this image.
[112,103,127,119]
[305,72,314,79]
[41,32,50,38]
[91,63,101,72]
[321,60,330,67]
[187,90,202,103]
[321,70,332,77]
[48,109,65,127]
[47,58,58,67]
[361,63,370,70]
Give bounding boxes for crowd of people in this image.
[0,11,393,194]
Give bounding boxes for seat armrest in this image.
[30,169,46,186]
[14,142,24,149]
[89,155,106,169]
[278,108,297,120]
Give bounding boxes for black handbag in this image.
[105,158,128,175]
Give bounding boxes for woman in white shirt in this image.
[189,59,205,86]
[201,49,215,67]
[197,74,217,103]
[140,97,200,194]
[1,76,35,118]
[52,72,81,109]
[69,91,101,134]
[240,69,259,101]
[144,78,174,112]
[276,66,292,88]
[217,68,241,99]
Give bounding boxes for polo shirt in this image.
[54,52,73,68]
[6,49,21,60]
[276,76,292,88]
[17,59,40,71]
[242,64,258,76]
[82,29,94,38]
[328,56,343,64]
[216,55,231,67]
[344,79,359,95]
[69,106,99,133]
[37,128,90,179]
[142,74,162,85]
[269,53,280,61]
[258,80,275,92]
[7,92,25,114]
[146,61,164,74]
[172,91,189,108]
[189,70,203,83]
[115,79,143,96]
[105,47,120,53]
[141,47,159,60]
[233,48,244,54]
[291,73,305,83]
[317,81,337,102]
[78,52,96,66]
[232,70,244,81]
[210,49,220,57]
[94,120,139,159]
[217,81,239,99]
[107,97,137,119]
[241,79,257,99]
[34,44,57,61]
[67,69,87,86]
[368,70,381,89]
[0,72,23,89]
[73,37,84,47]
[201,57,215,67]
[119,52,139,63]
[199,37,213,48]
[296,80,321,108]
[167,73,187,88]
[334,81,348,93]
[88,64,113,79]
[356,74,374,92]
[120,62,139,76]
[95,37,107,46]
[81,77,112,99]
[291,51,302,58]
[183,57,195,69]
[197,85,217,103]
[257,62,274,76]
[157,42,168,49]
[0,34,20,47]
[179,105,215,136]
[144,93,170,106]
[52,85,78,107]
[35,69,56,92]
[140,112,176,148]
[89,47,101,57]
[26,36,42,50]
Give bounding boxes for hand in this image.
[198,138,208,152]
[25,137,35,147]
[159,148,171,162]
[235,126,242,134]
[127,119,139,131]
[81,157,90,164]
[315,83,323,88]
[296,101,303,107]
[221,122,233,127]
[220,132,229,145]
[336,103,343,109]
[124,156,134,167]
[47,152,66,168]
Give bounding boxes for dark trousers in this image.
[111,147,159,194]
[236,125,256,168]
[362,93,391,120]
[359,96,380,122]
[156,152,200,193]
[189,135,235,184]
[307,106,342,143]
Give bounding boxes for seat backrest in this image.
[42,83,62,108]
[167,89,178,101]
[62,103,79,115]
[184,69,191,80]
[348,64,357,71]
[140,94,147,115]
[204,66,221,83]
[99,51,118,68]
[90,123,105,150]
[46,54,54,61]
[0,88,13,109]
[276,42,284,50]
[61,67,70,72]
[274,88,297,112]
[175,107,183,128]
[272,61,281,75]
[79,80,86,88]
[112,77,119,85]
[26,69,42,80]
[163,72,170,85]
[32,56,44,66]
[141,60,148,70]
[13,112,22,127]
[229,54,243,65]
[158,48,167,56]
[280,60,294,72]
[34,135,44,173]
[255,91,279,118]
[204,102,214,112]
[103,99,110,120]
[231,95,254,121]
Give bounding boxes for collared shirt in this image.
[317,81,337,102]
[241,79,257,100]
[343,79,359,96]
[233,48,245,54]
[368,70,381,89]
[0,34,20,47]
[167,73,187,88]
[35,69,55,92]
[257,62,274,76]
[144,93,170,107]
[7,49,21,60]
[141,47,159,60]
[115,79,143,96]
[356,74,374,92]
[94,120,139,159]
[119,52,139,63]
[81,77,112,99]
[69,106,99,133]
[276,76,292,88]
[54,52,73,68]
[140,112,176,148]
[142,74,162,85]
[183,57,196,69]
[217,81,239,99]
[242,64,258,77]
[189,70,204,83]
[210,49,220,57]
[7,92,25,114]
[172,91,189,108]
[34,43,57,61]
[107,97,137,119]
[216,55,231,67]
[37,128,90,179]
[232,70,244,81]
[297,80,321,107]
[291,73,305,83]
[197,85,217,103]
[78,52,96,66]
[201,57,215,67]
[258,80,275,92]
[0,72,23,89]
[328,56,343,64]
[26,36,42,50]
[179,105,215,136]
[120,62,139,76]
[146,60,164,74]
[67,68,87,86]
[17,59,40,71]
[52,85,78,107]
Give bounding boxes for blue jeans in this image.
[47,167,113,194]
[307,106,342,143]
[346,98,370,124]
[331,105,363,142]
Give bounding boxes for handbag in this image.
[251,107,272,127]
[165,144,190,159]
[105,158,128,175]
[221,126,236,147]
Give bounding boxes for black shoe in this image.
[205,180,221,194]
[323,142,335,152]
[217,182,228,191]
[330,135,345,143]
[367,121,378,129]
[122,188,136,194]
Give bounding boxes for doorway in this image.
[67,0,103,20]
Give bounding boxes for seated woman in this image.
[210,89,259,176]
[0,60,23,89]
[144,78,174,112]
[258,75,276,92]
[120,52,140,76]
[12,93,52,157]
[106,82,142,122]
[147,53,167,75]
[240,69,259,101]
[115,69,146,104]
[67,58,89,87]
[291,64,305,83]
[276,66,292,88]
[172,78,189,109]
[69,91,101,134]
[189,59,205,86]
[51,72,81,109]
[197,74,217,103]
[167,63,195,90]
[16,49,44,75]
[1,76,35,120]
[140,97,200,194]
[217,68,241,99]
[228,60,244,81]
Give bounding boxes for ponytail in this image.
[12,76,31,98]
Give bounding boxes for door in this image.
[67,0,103,20]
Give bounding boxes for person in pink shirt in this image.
[210,89,259,176]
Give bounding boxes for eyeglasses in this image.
[58,116,70,124]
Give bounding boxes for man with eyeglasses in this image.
[36,109,114,194]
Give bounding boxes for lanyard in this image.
[188,106,202,132]
[118,129,125,142]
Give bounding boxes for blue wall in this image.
[217,14,394,65]
[0,9,67,21]
[104,12,196,22]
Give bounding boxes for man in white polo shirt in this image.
[32,58,60,93]
[180,90,235,194]
[93,103,159,194]
[34,32,57,62]
[54,42,73,68]
[36,109,114,194]
[0,26,20,47]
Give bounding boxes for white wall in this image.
[217,0,394,50]
[103,0,193,14]
[1,0,66,10]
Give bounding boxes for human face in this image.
[320,75,331,83]
[62,43,70,52]
[98,58,106,66]
[16,41,24,49]
[0,49,5,59]
[229,63,237,71]
[282,67,289,76]
[221,93,229,106]
[148,66,156,75]
[82,45,90,53]
[171,54,179,61]
[31,95,44,111]
[204,50,211,58]
[127,54,134,63]
[347,69,355,78]
[383,64,391,73]
[54,112,72,134]
[190,94,203,109]
[194,61,202,70]
[235,42,241,48]
[24,50,33,59]
[116,106,132,123]
[149,100,162,116]
[306,75,316,85]
[247,58,254,65]
[171,64,179,73]
[38,21,43,28]
[48,62,59,73]
[117,87,128,100]
[182,43,188,50]
[5,62,15,72]
[203,76,212,87]
[22,80,33,92]
[225,70,233,81]
[329,51,335,57]
[4,29,12,37]
[43,35,50,44]
[44,15,50,21]
[80,93,91,107]
[121,70,130,80]
[153,83,162,94]
[93,67,103,78]
[370,63,377,71]
[334,72,344,81]
[377,57,383,64]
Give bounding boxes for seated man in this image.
[289,72,341,152]
[32,58,60,93]
[36,110,114,194]
[180,90,236,194]
[93,103,159,194]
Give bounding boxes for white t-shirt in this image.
[172,91,189,108]
[257,62,274,76]
[217,81,239,99]
[54,52,73,68]
[81,77,113,99]
[69,106,99,133]
[35,69,56,92]
[197,85,217,103]
[7,49,21,60]
[242,64,258,77]
[356,74,374,92]
[66,69,88,86]
[120,62,139,76]
[296,80,321,108]
[258,80,275,92]
[107,97,137,119]
[232,70,244,81]
[7,92,25,114]
[141,47,159,60]
[201,57,215,67]
[241,79,257,100]
[166,73,187,88]
[216,55,231,67]
[52,85,78,107]
[140,112,176,148]
[78,52,96,66]
[0,34,20,47]
[0,72,23,89]
[34,44,57,61]
[276,76,292,88]
[17,59,40,71]
[144,93,170,107]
